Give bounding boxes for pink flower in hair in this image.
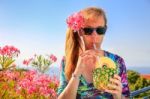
[66,12,84,32]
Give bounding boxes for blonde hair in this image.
[65,7,107,81]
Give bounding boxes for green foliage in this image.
[0,56,15,70]
[0,69,59,99]
[127,70,150,98]
[127,70,140,84]
[32,55,51,73]
[0,45,20,70]
[23,54,57,74]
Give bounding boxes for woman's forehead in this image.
[84,16,105,27]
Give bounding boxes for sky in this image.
[0,0,150,69]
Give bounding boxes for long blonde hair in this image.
[65,7,107,81]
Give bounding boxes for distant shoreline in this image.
[127,66,150,74]
[141,74,150,80]
[47,66,150,78]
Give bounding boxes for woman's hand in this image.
[74,50,98,75]
[104,74,123,99]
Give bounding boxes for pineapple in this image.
[93,57,119,91]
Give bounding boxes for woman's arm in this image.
[58,72,81,99]
[58,50,98,99]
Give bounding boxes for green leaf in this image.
[2,90,8,99]
[3,58,15,69]
[8,80,15,88]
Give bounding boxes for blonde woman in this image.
[57,7,130,99]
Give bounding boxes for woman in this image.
[57,7,130,99]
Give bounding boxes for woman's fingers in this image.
[80,49,99,57]
[105,88,118,94]
[109,78,122,87]
[107,82,121,91]
[81,54,97,63]
[113,74,121,82]
[80,50,97,63]
[104,75,122,95]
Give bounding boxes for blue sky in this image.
[0,0,150,69]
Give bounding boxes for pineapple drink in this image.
[92,45,119,91]
[93,57,119,91]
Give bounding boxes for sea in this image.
[18,65,149,78]
[127,66,150,74]
[46,66,150,78]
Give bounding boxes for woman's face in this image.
[81,16,105,50]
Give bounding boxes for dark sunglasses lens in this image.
[83,28,93,35]
[96,27,106,35]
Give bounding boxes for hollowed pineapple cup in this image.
[93,57,118,91]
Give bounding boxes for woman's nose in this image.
[91,30,98,42]
[92,30,98,36]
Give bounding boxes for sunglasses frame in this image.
[82,26,107,35]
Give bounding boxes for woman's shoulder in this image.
[61,56,65,61]
[104,50,127,75]
[104,50,125,62]
[60,56,66,71]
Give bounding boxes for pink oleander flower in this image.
[0,64,59,98]
[66,12,84,32]
[4,70,19,80]
[16,70,59,97]
[0,45,20,57]
[23,54,57,73]
[50,54,57,62]
[0,45,20,70]
[23,58,33,66]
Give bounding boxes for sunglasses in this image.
[82,26,107,35]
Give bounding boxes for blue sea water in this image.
[127,66,150,74]
[46,66,150,78]
[16,65,149,79]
